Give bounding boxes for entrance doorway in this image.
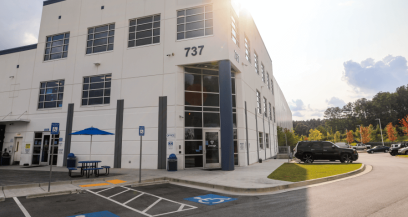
[32,132,59,166]
[12,137,22,164]
[203,129,221,168]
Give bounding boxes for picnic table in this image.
[68,160,110,178]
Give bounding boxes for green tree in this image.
[308,129,322,141]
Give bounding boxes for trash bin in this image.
[67,153,77,168]
[168,154,177,172]
[1,152,11,166]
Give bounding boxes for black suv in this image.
[294,141,358,163]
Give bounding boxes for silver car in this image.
[398,147,408,155]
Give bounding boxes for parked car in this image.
[294,141,358,163]
[352,143,371,150]
[367,146,389,154]
[389,143,408,156]
[398,146,408,155]
[335,142,350,148]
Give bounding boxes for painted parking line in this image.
[87,186,197,217]
[13,197,31,217]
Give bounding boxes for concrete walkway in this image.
[0,159,291,199]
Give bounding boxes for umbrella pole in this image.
[90,135,92,161]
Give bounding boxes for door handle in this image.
[323,150,327,152]
[311,149,314,150]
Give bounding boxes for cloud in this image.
[311,112,323,117]
[290,99,306,111]
[342,55,408,93]
[0,1,42,50]
[326,97,346,108]
[293,111,304,117]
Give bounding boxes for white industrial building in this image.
[0,0,292,170]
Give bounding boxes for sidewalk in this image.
[0,159,291,199]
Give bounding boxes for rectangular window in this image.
[256,90,261,114]
[267,73,270,89]
[254,52,259,74]
[86,23,115,54]
[38,80,65,109]
[44,33,70,61]
[128,14,161,48]
[177,5,213,40]
[82,74,111,106]
[273,107,276,122]
[269,103,272,121]
[261,63,265,83]
[245,36,250,62]
[263,97,267,117]
[259,132,263,149]
[266,133,269,148]
[231,11,239,46]
[271,79,274,95]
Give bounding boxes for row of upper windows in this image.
[43,5,214,61]
[38,74,111,109]
[229,9,274,96]
[256,90,276,122]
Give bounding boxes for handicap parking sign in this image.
[184,194,237,206]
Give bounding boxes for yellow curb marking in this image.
[106,179,127,184]
[80,183,110,188]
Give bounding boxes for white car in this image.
[352,143,371,150]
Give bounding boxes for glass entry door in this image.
[40,133,51,165]
[203,130,221,168]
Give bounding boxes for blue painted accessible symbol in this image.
[68,211,119,217]
[184,194,237,205]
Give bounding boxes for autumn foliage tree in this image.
[360,125,372,144]
[400,115,408,136]
[386,123,398,142]
[346,130,354,144]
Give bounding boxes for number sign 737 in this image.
[185,46,204,57]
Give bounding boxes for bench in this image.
[68,168,83,177]
[101,166,110,175]
[84,168,103,178]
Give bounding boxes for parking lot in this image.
[0,183,258,217]
[2,153,408,217]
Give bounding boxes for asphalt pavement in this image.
[1,153,408,217]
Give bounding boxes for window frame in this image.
[269,103,272,121]
[177,5,213,41]
[37,79,65,110]
[128,14,161,48]
[44,32,70,61]
[254,52,259,74]
[245,36,250,62]
[81,74,112,106]
[231,10,239,47]
[256,90,261,114]
[259,132,263,149]
[86,23,115,55]
[263,97,267,117]
[261,63,265,83]
[267,73,270,89]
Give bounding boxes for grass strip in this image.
[268,163,362,182]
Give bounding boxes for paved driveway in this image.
[2,153,408,217]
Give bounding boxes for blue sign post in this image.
[139,126,145,183]
[49,123,60,192]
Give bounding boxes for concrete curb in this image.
[130,180,170,187]
[0,174,125,189]
[26,189,83,199]
[164,164,367,194]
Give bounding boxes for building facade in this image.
[0,0,292,170]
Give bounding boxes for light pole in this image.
[357,125,363,144]
[375,118,385,146]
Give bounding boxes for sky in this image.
[1,0,408,121]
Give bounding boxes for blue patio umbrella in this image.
[71,127,114,160]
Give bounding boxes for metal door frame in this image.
[12,137,23,164]
[40,132,51,165]
[203,129,221,169]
